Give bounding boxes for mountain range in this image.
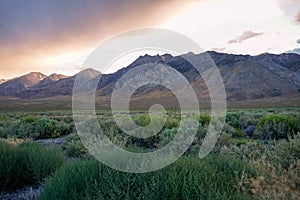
[0,51,299,101]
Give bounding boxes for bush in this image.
[271,134,300,168]
[132,115,151,127]
[239,114,261,129]
[40,155,253,200]
[234,129,246,138]
[221,141,266,162]
[226,112,243,128]
[164,117,180,129]
[2,117,69,139]
[222,123,236,135]
[225,112,263,130]
[213,133,232,153]
[199,115,211,126]
[33,118,69,139]
[160,127,177,146]
[62,134,87,157]
[254,115,300,140]
[242,157,300,200]
[194,125,208,145]
[0,141,65,191]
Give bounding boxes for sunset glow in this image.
[161,0,300,55]
[0,0,299,78]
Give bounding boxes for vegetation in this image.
[39,156,254,200]
[0,140,65,192]
[254,114,300,140]
[0,115,73,139]
[0,108,299,199]
[62,134,87,157]
[271,134,300,168]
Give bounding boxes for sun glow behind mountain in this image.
[0,0,299,78]
[161,0,300,55]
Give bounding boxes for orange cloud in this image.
[297,12,300,22]
[227,31,264,44]
[0,1,190,78]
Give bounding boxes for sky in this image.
[0,0,299,79]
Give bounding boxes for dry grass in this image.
[239,157,300,200]
[0,138,24,146]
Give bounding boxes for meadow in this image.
[0,108,299,199]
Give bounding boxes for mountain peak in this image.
[35,73,69,87]
[0,79,6,84]
[130,54,172,68]
[76,68,101,76]
[25,72,47,79]
[47,73,68,79]
[0,72,47,95]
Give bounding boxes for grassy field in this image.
[0,105,299,199]
[0,93,300,112]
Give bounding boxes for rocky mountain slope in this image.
[33,73,68,88]
[0,72,47,96]
[0,51,299,101]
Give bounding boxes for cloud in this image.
[286,48,300,54]
[0,0,188,78]
[210,47,226,52]
[227,31,264,44]
[277,0,300,23]
[297,39,300,44]
[297,12,300,22]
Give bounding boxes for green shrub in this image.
[199,115,211,126]
[226,112,243,128]
[225,112,262,130]
[254,115,300,140]
[23,115,36,123]
[270,134,300,168]
[34,118,69,139]
[0,141,65,191]
[62,134,87,157]
[221,141,266,162]
[40,155,253,200]
[196,125,208,142]
[234,129,246,138]
[222,123,236,135]
[132,115,151,127]
[213,133,232,153]
[238,114,262,129]
[164,117,180,129]
[2,117,69,139]
[160,127,177,146]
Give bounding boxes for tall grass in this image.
[0,140,65,192]
[40,155,255,200]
